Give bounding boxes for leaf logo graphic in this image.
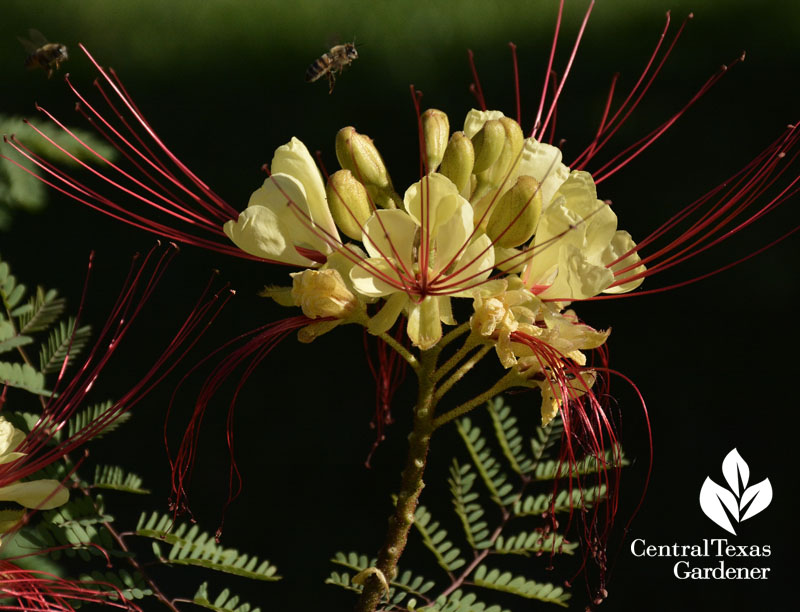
[699,448,773,535]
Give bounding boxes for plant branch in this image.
[376,330,419,372]
[432,370,524,430]
[434,345,492,399]
[354,350,438,612]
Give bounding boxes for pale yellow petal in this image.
[601,231,646,294]
[368,293,408,335]
[407,297,442,350]
[463,109,506,139]
[271,137,340,244]
[361,210,416,271]
[223,206,316,266]
[0,480,69,510]
[350,258,405,297]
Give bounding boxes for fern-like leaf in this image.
[531,447,627,482]
[0,334,33,355]
[65,400,130,441]
[487,398,533,474]
[413,505,466,572]
[79,569,152,602]
[93,464,149,494]
[38,317,92,374]
[448,460,491,550]
[456,418,515,507]
[192,582,261,612]
[44,494,113,528]
[0,360,48,395]
[472,565,570,607]
[136,512,279,581]
[513,484,608,516]
[493,530,577,556]
[17,286,65,333]
[424,589,512,612]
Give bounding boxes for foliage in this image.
[0,114,117,229]
[0,254,279,610]
[327,397,626,610]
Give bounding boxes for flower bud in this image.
[422,109,449,172]
[326,169,372,241]
[291,268,358,319]
[439,131,474,194]
[470,119,505,173]
[484,117,524,186]
[336,127,390,190]
[486,175,543,248]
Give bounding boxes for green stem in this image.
[434,345,492,400]
[376,330,419,372]
[432,370,524,430]
[354,350,437,612]
[431,322,471,357]
[432,334,480,383]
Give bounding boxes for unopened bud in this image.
[471,119,505,173]
[484,117,524,186]
[326,169,371,241]
[439,131,474,194]
[336,126,390,189]
[486,175,543,247]
[421,109,449,172]
[291,268,358,319]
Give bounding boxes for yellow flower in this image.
[0,417,69,512]
[350,173,494,349]
[223,138,340,266]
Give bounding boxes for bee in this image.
[18,29,68,78]
[305,42,358,94]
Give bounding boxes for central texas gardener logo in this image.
[699,448,773,535]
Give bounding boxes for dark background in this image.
[2,1,798,610]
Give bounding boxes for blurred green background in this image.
[1,1,798,610]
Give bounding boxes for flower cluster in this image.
[223,108,645,421]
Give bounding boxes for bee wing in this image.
[28,28,50,46]
[17,35,39,53]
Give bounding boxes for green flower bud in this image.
[484,117,524,186]
[422,109,449,172]
[439,131,474,194]
[326,169,371,240]
[470,119,505,173]
[336,126,390,189]
[486,175,543,248]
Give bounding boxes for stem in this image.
[354,350,438,612]
[431,322,471,357]
[432,334,481,383]
[376,330,419,372]
[434,345,492,400]
[80,487,180,611]
[432,370,525,430]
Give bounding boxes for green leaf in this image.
[456,417,515,507]
[137,512,280,581]
[66,400,130,441]
[513,483,608,516]
[39,317,92,374]
[473,565,570,607]
[17,286,65,333]
[493,530,577,556]
[0,334,33,355]
[413,505,466,573]
[79,570,153,601]
[487,397,533,475]
[93,464,149,494]
[0,360,49,395]
[192,582,262,612]
[449,460,490,550]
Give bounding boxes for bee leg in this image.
[327,72,336,94]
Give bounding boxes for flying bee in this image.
[18,29,68,78]
[305,42,358,94]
